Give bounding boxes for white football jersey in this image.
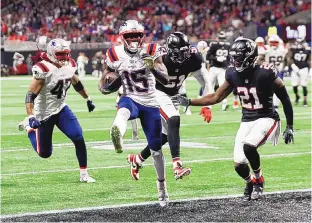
[265,45,287,72]
[257,45,267,56]
[77,55,88,64]
[32,59,77,121]
[106,43,165,107]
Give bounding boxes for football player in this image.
[265,35,288,111]
[206,31,231,111]
[18,38,96,183]
[127,32,213,181]
[287,37,311,106]
[197,40,210,97]
[255,37,267,63]
[175,38,294,200]
[99,20,169,207]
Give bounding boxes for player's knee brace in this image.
[303,86,308,96]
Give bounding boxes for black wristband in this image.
[73,81,84,92]
[25,91,38,104]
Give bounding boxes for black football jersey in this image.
[156,48,202,96]
[290,47,311,69]
[206,41,231,68]
[225,64,280,122]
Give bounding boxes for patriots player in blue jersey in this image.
[18,38,96,183]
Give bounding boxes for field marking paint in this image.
[1,188,310,219]
[1,151,310,176]
[2,116,311,136]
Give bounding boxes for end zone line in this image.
[1,151,310,176]
[1,188,311,219]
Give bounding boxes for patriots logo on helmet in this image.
[51,41,56,46]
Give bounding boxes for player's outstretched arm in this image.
[71,75,95,112]
[273,77,294,144]
[25,78,45,129]
[190,80,232,106]
[150,56,169,85]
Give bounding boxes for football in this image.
[104,72,122,93]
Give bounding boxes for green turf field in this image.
[1,77,311,215]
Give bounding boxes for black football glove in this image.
[87,99,95,112]
[283,125,294,144]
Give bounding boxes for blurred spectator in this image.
[1,64,10,77]
[1,0,310,43]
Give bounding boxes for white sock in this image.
[112,108,130,136]
[80,168,88,175]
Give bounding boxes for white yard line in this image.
[1,188,310,219]
[2,116,310,136]
[1,151,310,176]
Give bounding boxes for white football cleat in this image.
[185,107,192,115]
[80,174,96,183]
[18,116,29,131]
[221,104,229,111]
[157,180,169,207]
[110,125,123,153]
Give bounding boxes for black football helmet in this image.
[229,38,258,72]
[166,32,191,63]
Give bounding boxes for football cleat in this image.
[185,107,192,115]
[303,100,308,107]
[221,103,229,111]
[18,116,30,131]
[295,95,300,105]
[243,179,255,201]
[157,180,169,207]
[252,176,264,200]
[233,100,239,109]
[80,174,96,183]
[173,162,191,180]
[110,125,123,153]
[127,154,142,180]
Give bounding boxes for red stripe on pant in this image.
[159,108,169,121]
[257,120,278,147]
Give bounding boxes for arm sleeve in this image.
[275,85,293,126]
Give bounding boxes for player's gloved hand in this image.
[141,53,154,69]
[28,115,40,129]
[87,98,95,112]
[172,95,190,107]
[283,125,294,144]
[200,107,212,123]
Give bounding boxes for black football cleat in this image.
[243,180,255,201]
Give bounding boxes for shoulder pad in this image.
[106,47,119,63]
[35,62,49,73]
[225,42,231,45]
[209,41,218,46]
[69,58,77,67]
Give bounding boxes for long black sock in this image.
[243,144,260,171]
[167,116,180,159]
[234,163,251,180]
[140,133,167,160]
[73,139,87,167]
[293,86,299,100]
[303,86,308,97]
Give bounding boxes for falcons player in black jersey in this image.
[127,32,213,180]
[175,38,294,200]
[287,37,311,106]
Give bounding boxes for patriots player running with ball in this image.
[175,38,294,200]
[18,38,96,183]
[99,20,170,207]
[127,32,213,181]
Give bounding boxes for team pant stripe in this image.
[257,120,278,147]
[35,129,41,154]
[159,108,169,120]
[111,47,119,61]
[151,43,157,56]
[37,62,49,72]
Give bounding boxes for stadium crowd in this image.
[1,0,311,43]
